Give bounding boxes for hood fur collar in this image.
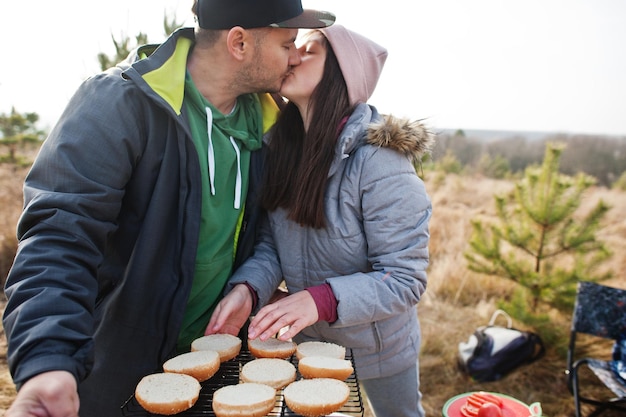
[366,114,435,163]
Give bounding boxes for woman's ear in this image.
[226,26,248,61]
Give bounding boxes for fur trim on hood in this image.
[366,114,435,163]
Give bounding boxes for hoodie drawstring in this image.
[230,136,242,210]
[205,107,243,209]
[205,107,216,196]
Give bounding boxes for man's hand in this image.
[248,290,318,341]
[205,284,253,336]
[6,370,79,417]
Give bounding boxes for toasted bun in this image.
[190,334,242,362]
[135,373,201,415]
[283,378,350,417]
[240,358,297,390]
[163,350,221,382]
[248,337,297,359]
[295,341,346,360]
[212,382,276,417]
[298,355,354,381]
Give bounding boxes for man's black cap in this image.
[196,0,335,30]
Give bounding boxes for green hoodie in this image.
[178,72,263,351]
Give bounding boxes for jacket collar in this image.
[339,103,434,163]
[328,103,434,177]
[118,27,194,116]
[117,28,280,132]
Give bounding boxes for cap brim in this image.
[270,9,336,29]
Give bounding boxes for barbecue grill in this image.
[121,349,364,417]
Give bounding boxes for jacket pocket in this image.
[305,321,383,355]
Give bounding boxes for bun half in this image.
[298,355,354,381]
[135,373,201,415]
[190,334,242,362]
[240,358,297,390]
[283,378,350,417]
[212,382,276,417]
[163,350,221,382]
[248,337,296,359]
[295,341,346,360]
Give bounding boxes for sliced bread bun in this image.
[212,382,276,417]
[240,358,297,390]
[298,355,354,381]
[135,372,201,415]
[248,337,297,359]
[295,341,346,360]
[283,378,350,417]
[190,334,242,362]
[163,350,221,382]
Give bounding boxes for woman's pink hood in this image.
[320,24,388,106]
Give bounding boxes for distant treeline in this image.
[431,131,626,187]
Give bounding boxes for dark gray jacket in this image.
[2,27,272,416]
[227,104,433,379]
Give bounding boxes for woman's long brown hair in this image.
[261,33,353,228]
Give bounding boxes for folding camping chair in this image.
[566,281,626,417]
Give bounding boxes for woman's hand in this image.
[248,290,318,341]
[205,284,253,336]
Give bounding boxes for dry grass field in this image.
[1,157,625,416]
[0,161,28,414]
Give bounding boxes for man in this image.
[2,0,334,416]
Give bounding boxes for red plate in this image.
[442,392,530,417]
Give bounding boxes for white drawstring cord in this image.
[230,136,242,209]
[205,107,216,196]
[205,107,242,209]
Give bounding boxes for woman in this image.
[208,24,433,417]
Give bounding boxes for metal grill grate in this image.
[121,349,364,417]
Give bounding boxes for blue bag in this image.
[458,310,545,382]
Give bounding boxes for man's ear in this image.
[226,26,248,61]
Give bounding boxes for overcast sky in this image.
[2,0,625,136]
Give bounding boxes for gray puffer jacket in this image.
[227,104,433,379]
